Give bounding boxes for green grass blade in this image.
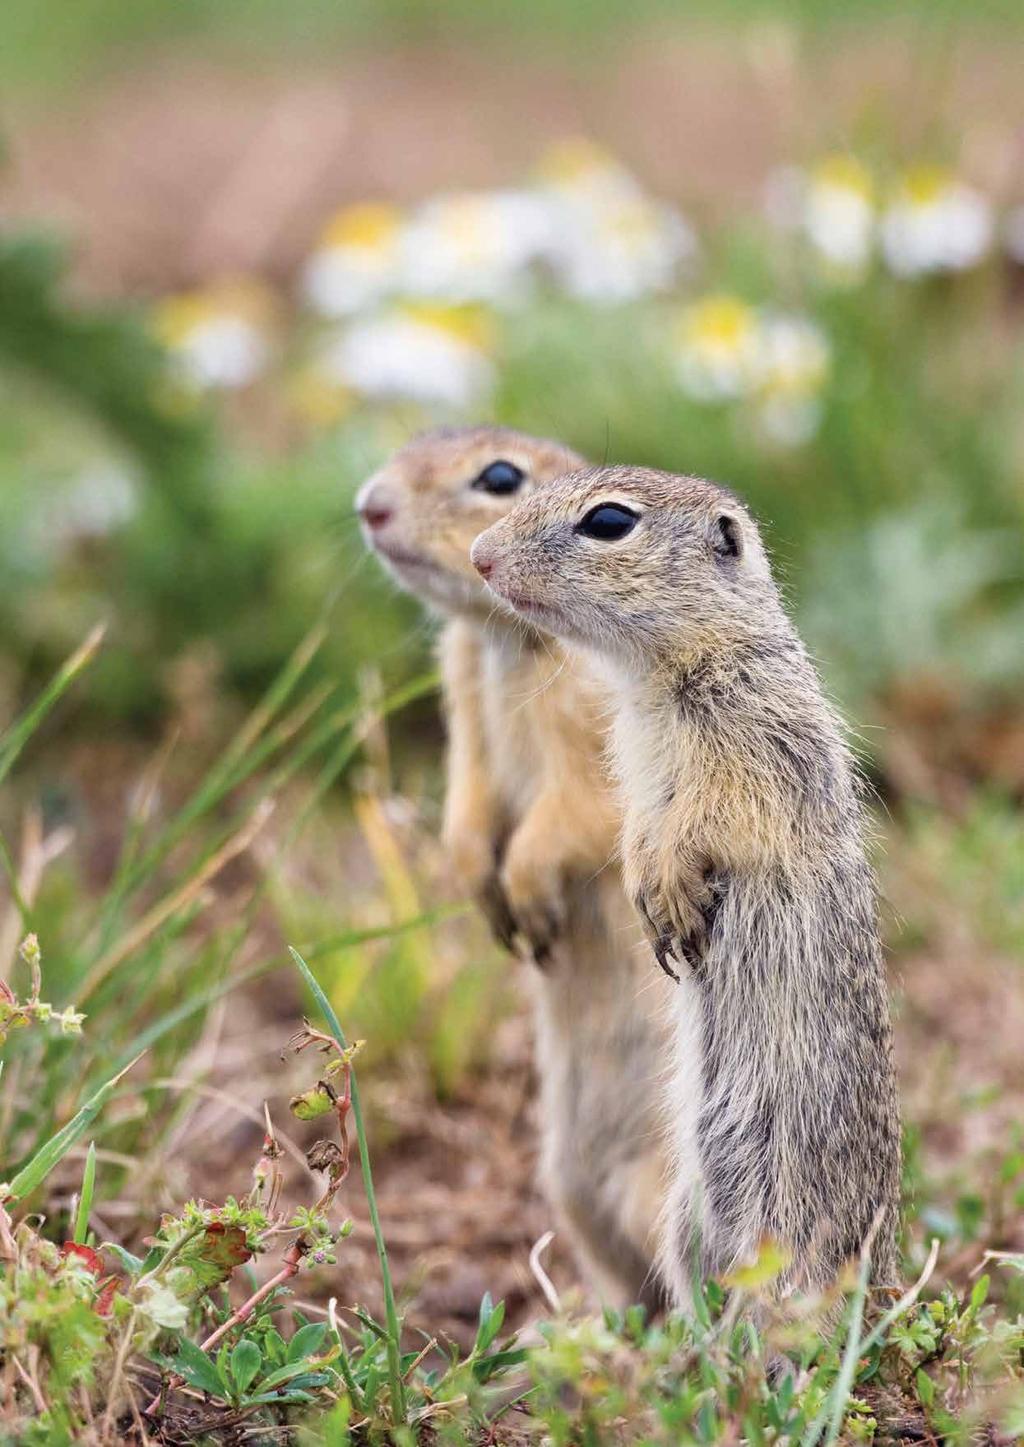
[113,910,450,1068]
[801,1245,872,1447]
[288,945,407,1424]
[73,1140,97,1244]
[0,624,105,787]
[7,1052,143,1203]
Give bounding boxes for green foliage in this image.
[3,222,1023,737]
[898,794,1024,957]
[3,0,1022,96]
[1,639,1023,1442]
[0,238,417,721]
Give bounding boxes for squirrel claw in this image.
[653,937,680,983]
[478,874,518,954]
[532,939,552,969]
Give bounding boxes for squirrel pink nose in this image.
[359,501,393,530]
[473,553,495,580]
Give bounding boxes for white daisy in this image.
[672,296,830,445]
[539,138,696,302]
[153,279,273,389]
[302,203,403,317]
[802,155,875,276]
[751,313,831,446]
[672,295,762,401]
[552,194,696,303]
[880,167,993,277]
[318,304,495,410]
[398,191,553,306]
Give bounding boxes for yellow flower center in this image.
[396,302,494,351]
[812,154,873,202]
[900,165,953,207]
[152,279,273,346]
[680,296,757,353]
[152,293,214,347]
[321,203,402,252]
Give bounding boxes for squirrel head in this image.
[356,426,586,620]
[470,465,780,672]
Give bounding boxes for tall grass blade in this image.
[801,1246,872,1447]
[73,1141,97,1244]
[113,909,452,1070]
[7,1052,143,1203]
[0,624,105,787]
[288,945,407,1424]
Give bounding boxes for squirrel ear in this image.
[711,512,743,560]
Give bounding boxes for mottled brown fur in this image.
[472,464,902,1305]
[357,432,672,1309]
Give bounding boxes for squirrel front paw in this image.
[500,841,567,967]
[634,863,717,983]
[443,819,518,951]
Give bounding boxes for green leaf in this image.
[230,1339,263,1395]
[259,1359,328,1391]
[103,1243,144,1276]
[350,1307,390,1342]
[7,1053,144,1202]
[248,1389,316,1404]
[474,1295,505,1354]
[287,1321,329,1363]
[73,1142,97,1245]
[471,1346,529,1382]
[916,1368,935,1408]
[174,1338,225,1399]
[263,1327,287,1365]
[970,1274,990,1311]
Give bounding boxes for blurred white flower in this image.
[880,168,993,277]
[61,465,137,541]
[153,279,274,389]
[538,137,696,302]
[1004,205,1024,265]
[803,156,875,276]
[317,303,496,410]
[751,313,831,446]
[764,156,875,280]
[537,137,645,209]
[672,295,761,401]
[302,203,403,317]
[672,296,830,445]
[398,190,553,305]
[552,194,696,302]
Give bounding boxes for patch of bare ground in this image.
[2,22,1023,297]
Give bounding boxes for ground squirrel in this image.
[356,430,671,1310]
[471,465,902,1304]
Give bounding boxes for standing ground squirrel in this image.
[471,465,902,1303]
[356,430,671,1310]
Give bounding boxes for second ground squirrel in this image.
[471,465,902,1305]
[357,430,671,1310]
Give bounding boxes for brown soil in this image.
[141,919,1024,1354]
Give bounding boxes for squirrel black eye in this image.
[472,460,525,496]
[577,503,639,541]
